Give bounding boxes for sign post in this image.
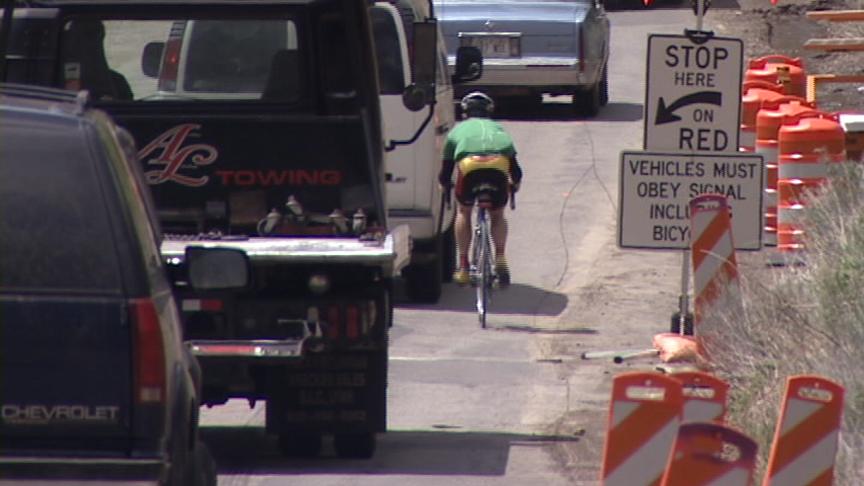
[630,31,753,335]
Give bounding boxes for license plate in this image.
[460,33,521,58]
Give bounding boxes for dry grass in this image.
[697,162,864,484]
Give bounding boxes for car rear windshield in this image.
[0,120,122,292]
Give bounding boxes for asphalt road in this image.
[189,5,720,485]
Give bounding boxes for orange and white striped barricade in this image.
[601,372,683,486]
[689,195,740,329]
[763,375,845,486]
[777,111,846,263]
[671,371,729,423]
[755,97,815,247]
[740,81,785,152]
[660,422,758,486]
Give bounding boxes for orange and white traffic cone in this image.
[600,372,683,486]
[763,375,845,486]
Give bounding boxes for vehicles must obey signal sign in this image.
[644,34,743,153]
[618,151,763,250]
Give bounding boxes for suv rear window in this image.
[0,120,121,291]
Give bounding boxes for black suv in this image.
[0,84,220,485]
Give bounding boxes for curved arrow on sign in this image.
[655,91,723,125]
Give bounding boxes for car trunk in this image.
[436,2,589,58]
[0,296,134,451]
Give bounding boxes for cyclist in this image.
[439,91,523,287]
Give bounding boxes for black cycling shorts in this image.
[456,168,510,209]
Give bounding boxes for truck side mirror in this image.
[403,19,437,110]
[402,83,429,112]
[453,46,483,83]
[141,41,164,78]
[185,246,251,291]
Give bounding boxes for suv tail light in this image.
[158,37,182,91]
[131,298,166,404]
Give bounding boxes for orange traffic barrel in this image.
[740,81,785,152]
[755,96,815,247]
[745,55,806,98]
[777,111,846,260]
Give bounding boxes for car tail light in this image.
[158,37,182,91]
[131,298,166,404]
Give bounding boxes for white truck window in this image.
[370,6,406,95]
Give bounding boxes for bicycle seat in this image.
[461,167,509,209]
[472,183,498,208]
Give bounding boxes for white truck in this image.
[371,0,467,302]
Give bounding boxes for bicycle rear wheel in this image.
[475,209,491,328]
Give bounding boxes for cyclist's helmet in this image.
[461,91,495,117]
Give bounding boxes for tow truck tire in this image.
[334,432,376,459]
[278,432,322,458]
[441,222,456,283]
[404,237,443,303]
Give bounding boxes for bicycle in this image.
[467,184,515,329]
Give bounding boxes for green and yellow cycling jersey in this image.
[442,117,516,166]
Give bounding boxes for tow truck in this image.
[0,0,480,458]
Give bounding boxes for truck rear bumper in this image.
[190,339,306,360]
[0,456,164,485]
[448,57,605,96]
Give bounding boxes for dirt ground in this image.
[547,1,864,483]
[710,0,864,112]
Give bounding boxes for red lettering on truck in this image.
[138,124,218,187]
[215,169,343,187]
